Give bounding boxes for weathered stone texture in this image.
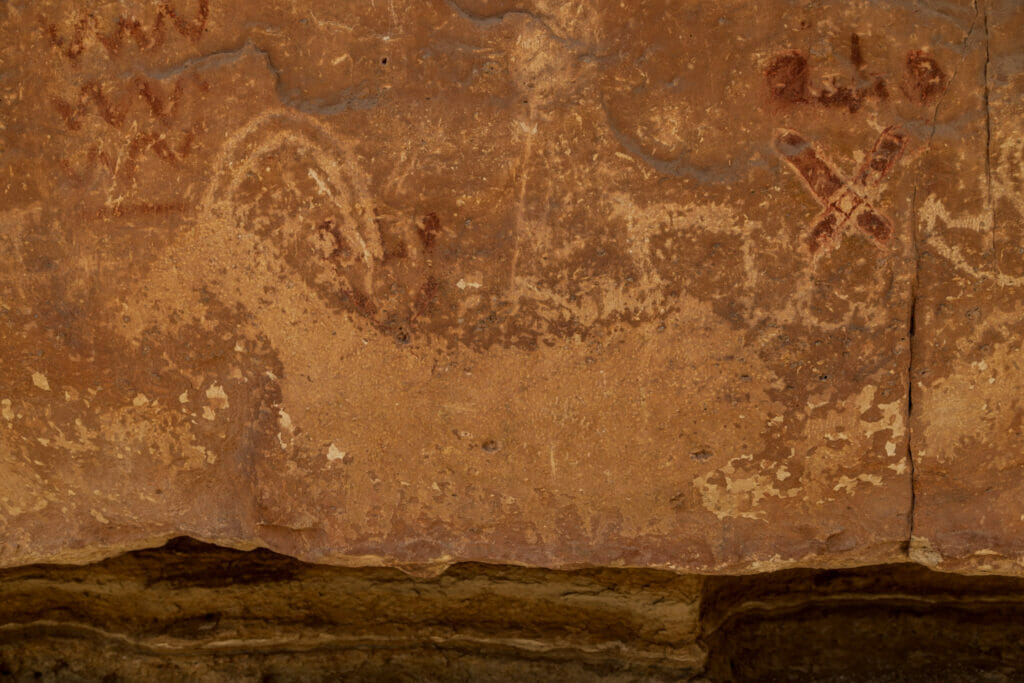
[5,540,1024,681]
[0,540,707,681]
[0,0,1017,574]
[910,0,1024,574]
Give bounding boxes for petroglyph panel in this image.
[0,0,1011,574]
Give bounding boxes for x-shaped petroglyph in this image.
[774,127,906,254]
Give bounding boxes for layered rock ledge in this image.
[5,539,1024,681]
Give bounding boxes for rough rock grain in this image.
[0,540,706,681]
[910,0,1024,575]
[6,539,1024,681]
[0,0,1014,574]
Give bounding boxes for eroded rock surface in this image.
[909,0,1024,575]
[0,0,1016,573]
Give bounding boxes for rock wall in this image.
[0,0,1023,577]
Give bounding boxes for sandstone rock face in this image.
[0,0,1017,574]
[909,0,1024,575]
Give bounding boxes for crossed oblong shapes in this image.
[774,127,905,254]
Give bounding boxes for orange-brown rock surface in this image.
[910,0,1024,574]
[0,0,1019,575]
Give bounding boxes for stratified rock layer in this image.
[5,539,1024,681]
[0,540,706,681]
[0,0,1017,574]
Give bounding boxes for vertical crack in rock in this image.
[907,130,922,550]
[906,3,982,559]
[906,296,916,548]
[923,5,980,148]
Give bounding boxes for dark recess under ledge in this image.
[3,538,1024,681]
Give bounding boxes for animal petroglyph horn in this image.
[203,110,382,299]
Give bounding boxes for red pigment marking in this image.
[765,51,809,103]
[417,212,442,251]
[776,127,906,254]
[905,50,947,102]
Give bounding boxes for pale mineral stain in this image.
[1,399,13,421]
[909,536,944,566]
[31,372,50,391]
[694,454,797,520]
[327,443,347,462]
[307,168,331,196]
[132,394,149,407]
[90,510,110,524]
[205,383,229,409]
[855,385,907,441]
[277,409,295,450]
[833,474,883,493]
